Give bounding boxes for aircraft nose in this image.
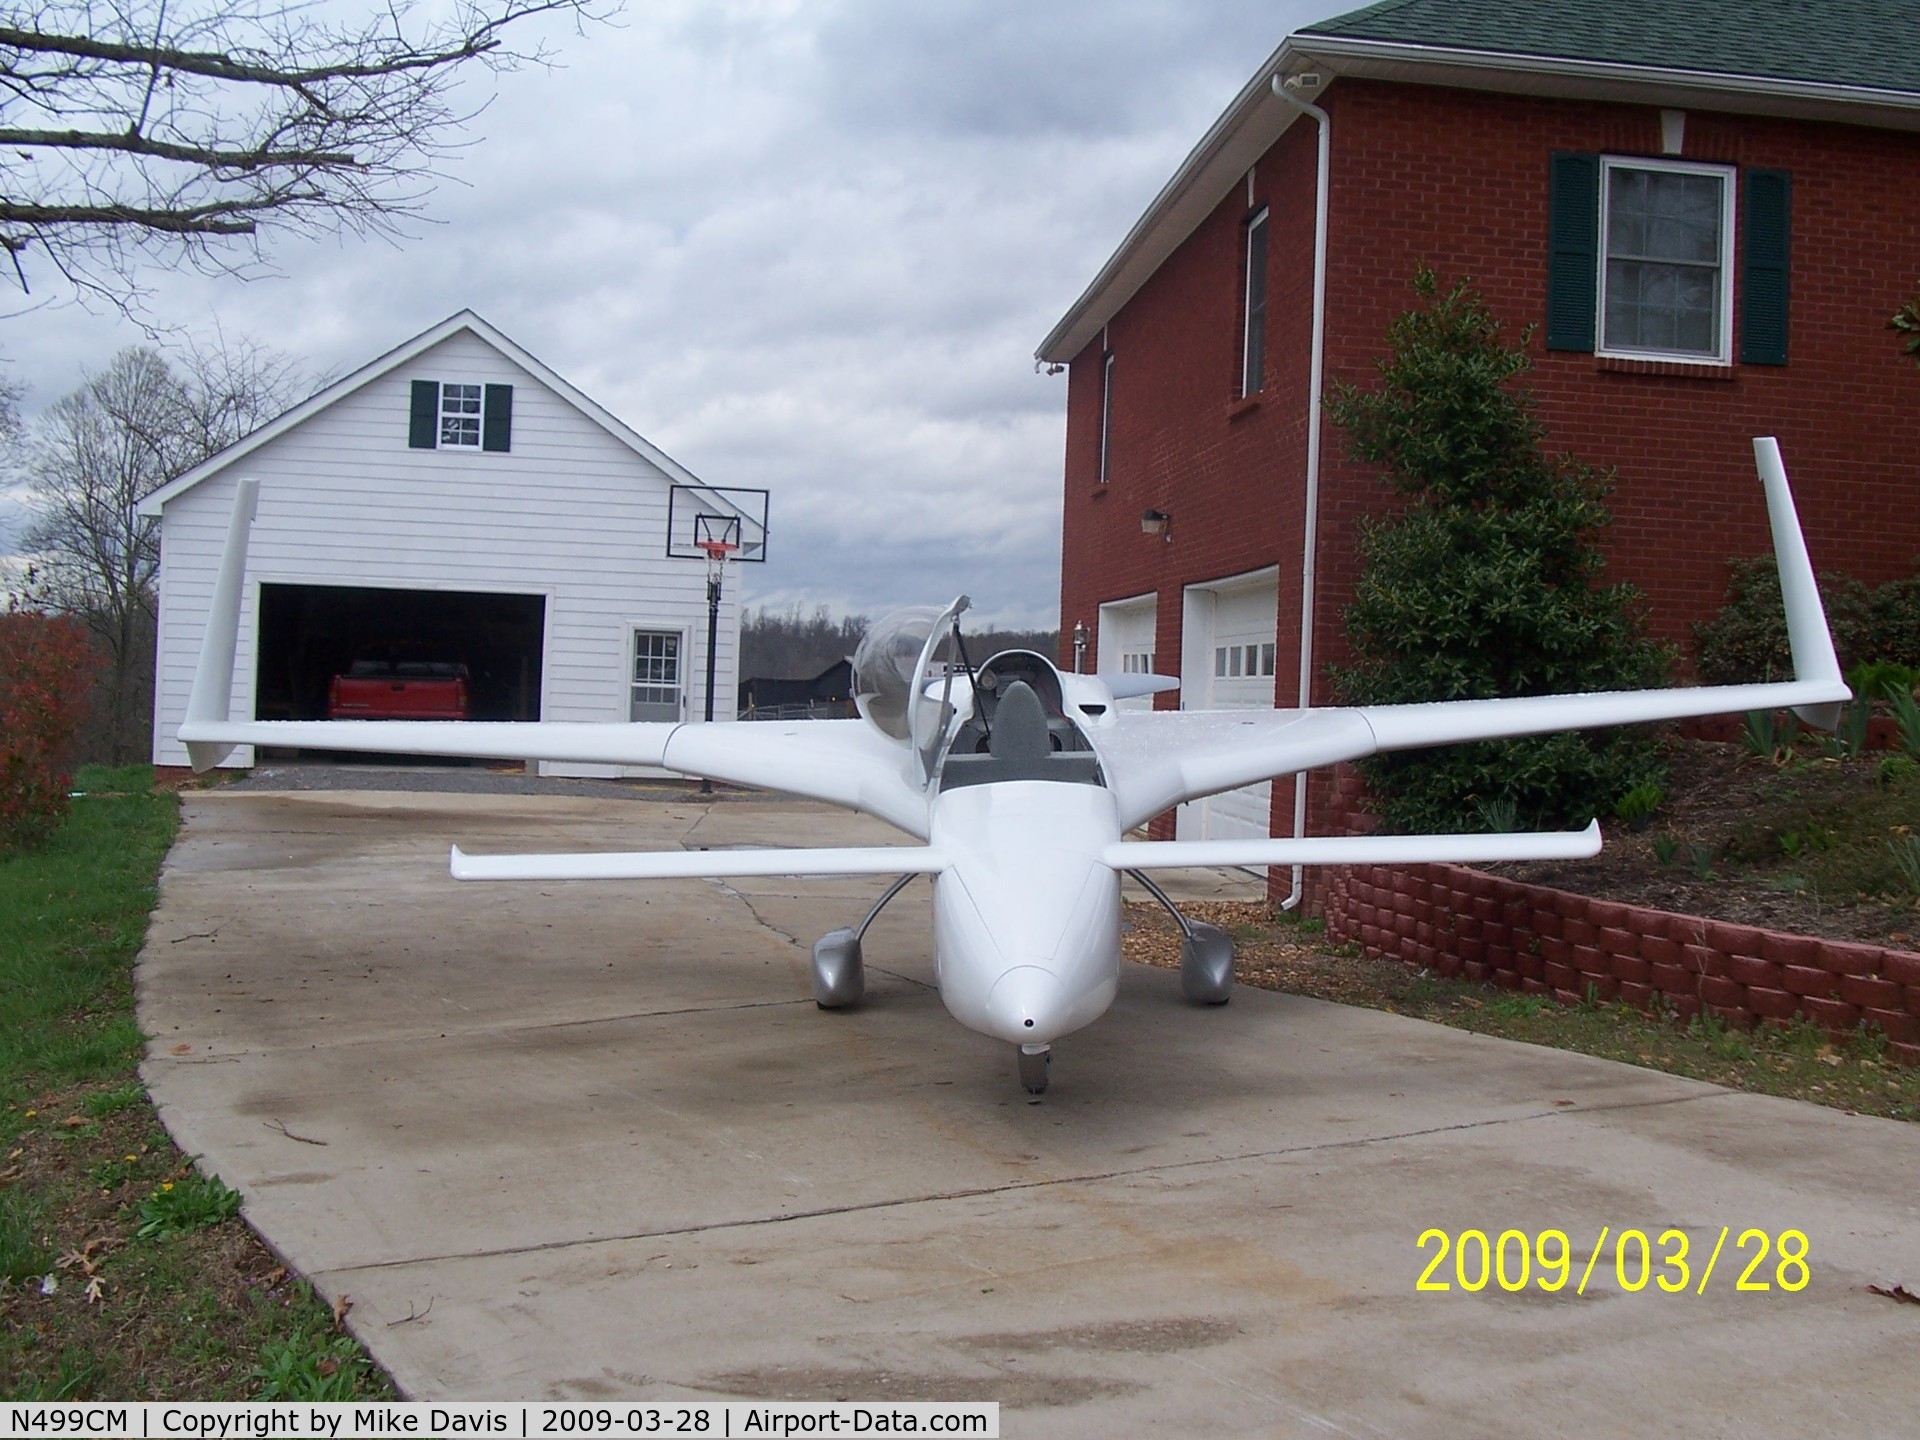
[986,966,1069,1043]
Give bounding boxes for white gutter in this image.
[1036,33,1920,366]
[1269,73,1329,913]
[1292,34,1920,123]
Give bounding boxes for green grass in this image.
[0,767,392,1399]
[1268,947,1920,1122]
[0,780,175,1121]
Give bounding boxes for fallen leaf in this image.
[61,1116,88,1128]
[331,1292,353,1327]
[1868,1283,1920,1305]
[85,1277,105,1305]
[169,1044,192,1055]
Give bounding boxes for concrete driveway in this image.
[138,788,1920,1436]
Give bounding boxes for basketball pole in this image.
[700,549,722,796]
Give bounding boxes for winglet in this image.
[182,478,258,772]
[1754,438,1845,729]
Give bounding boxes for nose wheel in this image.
[1018,1044,1051,1094]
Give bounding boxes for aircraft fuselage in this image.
[927,781,1124,1047]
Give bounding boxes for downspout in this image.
[1270,73,1329,911]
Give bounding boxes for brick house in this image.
[1038,0,1920,869]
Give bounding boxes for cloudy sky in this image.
[2,0,1344,627]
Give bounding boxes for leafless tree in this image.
[23,340,307,758]
[1,0,606,312]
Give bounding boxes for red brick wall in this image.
[1312,760,1920,1064]
[1059,76,1920,852]
[1311,80,1920,692]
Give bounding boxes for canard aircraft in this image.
[181,439,1848,1092]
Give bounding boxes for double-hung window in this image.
[1098,350,1116,485]
[630,630,683,722]
[1548,153,1787,365]
[1241,207,1269,396]
[439,384,483,447]
[408,380,514,451]
[1598,158,1734,362]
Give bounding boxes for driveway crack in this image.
[324,1089,1724,1277]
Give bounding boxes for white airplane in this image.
[181,439,1848,1093]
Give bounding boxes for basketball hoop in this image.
[696,536,738,580]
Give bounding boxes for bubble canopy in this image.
[851,606,945,741]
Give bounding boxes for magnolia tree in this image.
[1327,269,1673,834]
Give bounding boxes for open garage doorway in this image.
[255,584,545,723]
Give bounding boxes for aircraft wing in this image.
[1094,437,1850,831]
[179,480,929,838]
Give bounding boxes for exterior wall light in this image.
[1141,509,1172,542]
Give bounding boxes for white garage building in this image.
[141,311,760,774]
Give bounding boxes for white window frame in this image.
[1240,207,1269,397]
[629,627,686,722]
[1596,157,1735,365]
[438,382,486,448]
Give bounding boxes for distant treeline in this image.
[742,605,1059,680]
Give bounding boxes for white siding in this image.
[151,330,740,772]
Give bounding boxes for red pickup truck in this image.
[327,653,471,721]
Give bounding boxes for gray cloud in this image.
[0,0,1340,628]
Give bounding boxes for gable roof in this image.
[1037,1,1920,364]
[139,310,706,515]
[1303,0,1920,96]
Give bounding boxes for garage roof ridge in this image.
[139,310,709,517]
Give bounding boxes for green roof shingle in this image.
[1302,0,1920,97]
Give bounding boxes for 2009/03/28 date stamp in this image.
[1416,1227,1810,1296]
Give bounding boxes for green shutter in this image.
[408,380,438,449]
[1741,170,1791,366]
[482,384,513,452]
[1546,152,1599,352]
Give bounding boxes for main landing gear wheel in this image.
[1019,1045,1051,1094]
[810,872,919,1009]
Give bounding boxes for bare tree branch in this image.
[0,0,611,313]
[0,126,355,170]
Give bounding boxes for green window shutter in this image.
[408,380,439,448]
[1741,169,1791,366]
[482,384,514,452]
[1546,152,1599,352]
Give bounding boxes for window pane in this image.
[1603,165,1724,356]
[1261,643,1276,676]
[1242,210,1268,396]
[631,632,681,721]
[439,382,483,447]
[1099,351,1115,485]
[1214,648,1226,678]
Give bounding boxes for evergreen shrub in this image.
[1326,269,1671,835]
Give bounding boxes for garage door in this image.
[1178,570,1278,842]
[1097,593,1158,713]
[255,583,545,725]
